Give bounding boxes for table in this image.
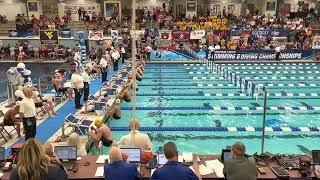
[1,155,317,180]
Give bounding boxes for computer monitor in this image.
[107,88,117,96]
[312,150,320,164]
[157,154,168,165]
[120,148,141,163]
[221,149,232,163]
[0,147,5,162]
[54,146,77,160]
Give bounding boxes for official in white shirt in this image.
[120,46,126,63]
[19,85,37,141]
[82,67,90,101]
[71,68,84,109]
[99,56,108,83]
[275,46,281,61]
[111,49,121,71]
[208,45,215,60]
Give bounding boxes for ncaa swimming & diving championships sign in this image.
[40,30,59,45]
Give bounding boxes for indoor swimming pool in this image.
[108,62,320,155]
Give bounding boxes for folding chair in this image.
[61,114,93,137]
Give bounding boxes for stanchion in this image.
[261,87,267,154]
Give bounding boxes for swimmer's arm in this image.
[90,129,102,142]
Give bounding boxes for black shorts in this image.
[101,138,113,147]
[58,87,69,92]
[35,102,43,107]
[3,119,15,126]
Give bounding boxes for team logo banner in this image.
[111,30,119,43]
[159,30,172,40]
[172,30,190,42]
[89,30,104,40]
[190,30,205,39]
[40,30,58,45]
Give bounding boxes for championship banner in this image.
[159,30,172,40]
[89,30,104,41]
[40,30,58,45]
[60,28,71,38]
[74,30,89,40]
[207,49,320,61]
[111,30,119,43]
[172,30,190,42]
[190,30,205,39]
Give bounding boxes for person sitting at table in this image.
[118,119,152,151]
[67,132,87,157]
[3,103,21,137]
[88,118,113,148]
[43,142,66,171]
[104,146,139,180]
[223,142,257,180]
[151,142,201,180]
[9,138,68,180]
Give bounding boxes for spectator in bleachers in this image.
[223,142,257,180]
[3,104,21,137]
[9,138,68,180]
[104,146,139,180]
[151,142,201,180]
[118,119,152,151]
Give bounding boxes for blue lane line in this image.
[139,84,197,86]
[5,64,122,155]
[109,127,319,132]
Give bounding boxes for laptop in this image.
[157,154,168,165]
[120,148,141,163]
[220,149,232,163]
[54,146,77,170]
[312,150,320,164]
[0,147,5,166]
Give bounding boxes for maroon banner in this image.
[172,30,190,42]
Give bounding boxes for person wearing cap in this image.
[88,118,113,148]
[223,142,257,180]
[3,104,21,137]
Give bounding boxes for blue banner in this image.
[231,29,295,37]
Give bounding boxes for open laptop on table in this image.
[220,149,232,163]
[120,148,141,171]
[158,154,168,165]
[54,146,77,170]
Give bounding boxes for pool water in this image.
[107,63,320,155]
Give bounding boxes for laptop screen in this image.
[54,146,77,160]
[158,154,168,165]
[120,148,141,163]
[312,150,320,164]
[0,147,5,161]
[223,152,232,161]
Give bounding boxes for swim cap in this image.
[94,118,103,126]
